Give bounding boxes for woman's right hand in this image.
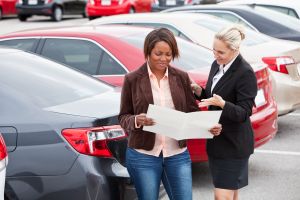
[209,124,222,136]
[136,113,155,126]
[191,83,202,97]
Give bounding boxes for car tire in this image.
[51,6,63,21]
[129,7,135,14]
[0,8,2,20]
[18,14,28,21]
[88,16,98,20]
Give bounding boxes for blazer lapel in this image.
[211,54,241,94]
[138,64,154,105]
[169,67,184,111]
[206,62,219,97]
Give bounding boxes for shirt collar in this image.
[222,54,239,74]
[147,62,169,79]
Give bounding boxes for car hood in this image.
[44,90,120,119]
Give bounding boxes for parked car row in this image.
[0,0,225,21]
[86,12,300,116]
[0,24,278,164]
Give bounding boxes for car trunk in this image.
[241,40,300,81]
[45,90,127,166]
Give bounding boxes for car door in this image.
[39,38,127,86]
[134,0,152,12]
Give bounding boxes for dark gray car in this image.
[0,47,136,200]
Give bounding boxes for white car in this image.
[0,134,7,200]
[87,12,300,115]
[220,0,300,19]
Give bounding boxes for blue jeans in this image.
[126,148,192,200]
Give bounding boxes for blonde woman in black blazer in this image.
[192,25,258,200]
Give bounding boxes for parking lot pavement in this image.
[0,16,88,35]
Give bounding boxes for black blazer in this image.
[198,54,258,159]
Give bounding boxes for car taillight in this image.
[262,56,294,74]
[62,125,126,157]
[184,0,192,4]
[153,0,159,5]
[45,0,53,3]
[0,135,7,160]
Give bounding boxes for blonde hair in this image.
[215,25,245,51]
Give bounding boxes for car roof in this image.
[220,0,300,9]
[1,24,153,38]
[86,12,220,26]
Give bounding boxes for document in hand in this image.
[143,104,222,140]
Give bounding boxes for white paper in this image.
[143,104,222,140]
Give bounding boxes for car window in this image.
[199,12,254,30]
[257,5,298,18]
[194,19,271,46]
[41,38,103,75]
[0,38,38,52]
[252,6,300,31]
[99,51,127,75]
[117,32,214,70]
[0,51,112,108]
[41,38,126,76]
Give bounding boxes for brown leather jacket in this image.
[118,63,199,150]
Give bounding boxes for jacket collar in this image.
[137,63,184,111]
[209,54,242,95]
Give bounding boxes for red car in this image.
[0,25,278,162]
[86,0,152,20]
[0,0,17,19]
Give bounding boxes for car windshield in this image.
[194,18,271,46]
[116,32,214,70]
[0,50,113,108]
[252,6,300,31]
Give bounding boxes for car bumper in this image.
[5,155,137,200]
[16,3,53,16]
[271,70,300,115]
[86,3,130,17]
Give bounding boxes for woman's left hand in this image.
[209,124,222,136]
[198,94,225,109]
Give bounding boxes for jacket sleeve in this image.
[194,86,207,101]
[118,75,136,132]
[185,73,200,112]
[222,70,258,122]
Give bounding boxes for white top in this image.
[211,55,238,93]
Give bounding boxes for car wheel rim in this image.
[55,7,62,21]
[129,8,135,13]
